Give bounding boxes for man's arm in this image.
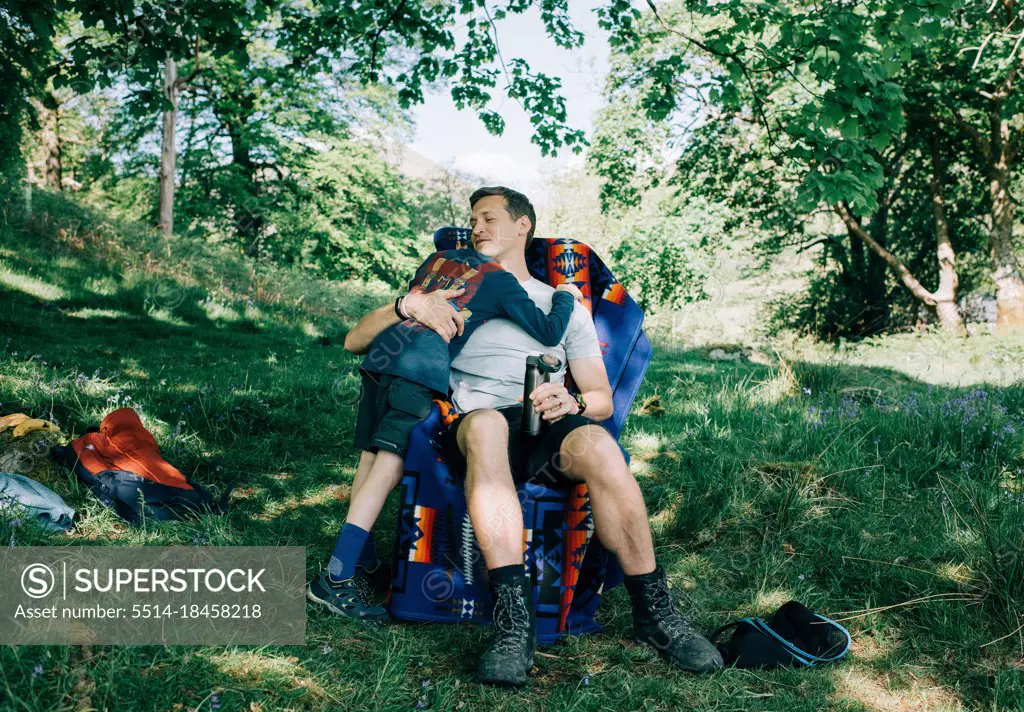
[566,356,614,420]
[343,303,401,355]
[529,356,613,421]
[343,287,467,355]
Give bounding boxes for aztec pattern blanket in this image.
[387,229,652,644]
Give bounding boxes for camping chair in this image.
[387,228,653,644]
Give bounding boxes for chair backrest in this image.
[432,227,652,439]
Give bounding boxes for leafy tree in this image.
[0,0,59,203]
[43,0,597,273]
[266,140,438,284]
[591,0,1024,333]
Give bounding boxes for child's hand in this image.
[555,283,584,302]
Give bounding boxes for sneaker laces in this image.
[352,571,376,606]
[489,583,530,655]
[647,576,700,644]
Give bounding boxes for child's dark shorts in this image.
[354,369,436,456]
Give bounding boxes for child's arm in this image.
[490,271,578,346]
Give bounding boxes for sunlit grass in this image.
[64,307,133,320]
[0,261,65,301]
[0,197,1021,711]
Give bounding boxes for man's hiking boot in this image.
[624,566,724,673]
[477,576,536,686]
[306,569,389,623]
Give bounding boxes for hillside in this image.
[0,195,1022,711]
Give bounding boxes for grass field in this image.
[0,198,1022,711]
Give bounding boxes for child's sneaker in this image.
[306,569,389,623]
[357,560,391,595]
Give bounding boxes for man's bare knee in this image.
[457,409,508,456]
[561,426,627,481]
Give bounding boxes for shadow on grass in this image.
[1,209,1023,710]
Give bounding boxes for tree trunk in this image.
[928,134,967,334]
[30,95,62,191]
[864,201,891,333]
[224,95,263,255]
[989,162,1024,328]
[158,56,178,238]
[24,155,35,215]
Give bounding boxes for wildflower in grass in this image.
[802,388,812,395]
[808,404,832,429]
[838,393,860,419]
[582,674,591,686]
[902,392,922,416]
[211,692,221,710]
[798,574,806,581]
[31,663,43,680]
[321,644,332,655]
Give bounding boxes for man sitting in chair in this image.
[342,186,723,685]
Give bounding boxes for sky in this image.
[409,1,612,204]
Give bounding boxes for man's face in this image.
[469,195,529,259]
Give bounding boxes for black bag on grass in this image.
[51,408,230,525]
[710,601,851,669]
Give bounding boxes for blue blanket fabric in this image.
[386,229,652,644]
[0,472,75,532]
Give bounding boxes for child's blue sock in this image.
[358,531,379,570]
[326,523,369,583]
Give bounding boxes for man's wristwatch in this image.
[571,392,587,415]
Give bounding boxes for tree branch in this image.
[942,108,991,159]
[175,38,204,90]
[367,0,409,78]
[645,0,777,153]
[834,203,937,306]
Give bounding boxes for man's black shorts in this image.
[354,369,435,456]
[440,405,600,485]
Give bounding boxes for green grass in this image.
[0,196,1022,711]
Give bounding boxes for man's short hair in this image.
[469,186,536,249]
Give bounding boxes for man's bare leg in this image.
[456,409,535,686]
[556,425,656,575]
[456,410,523,568]
[557,424,722,673]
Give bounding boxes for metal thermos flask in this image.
[522,353,563,436]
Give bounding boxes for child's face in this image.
[469,195,527,259]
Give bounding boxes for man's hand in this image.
[403,287,466,343]
[528,381,580,422]
[555,283,584,302]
